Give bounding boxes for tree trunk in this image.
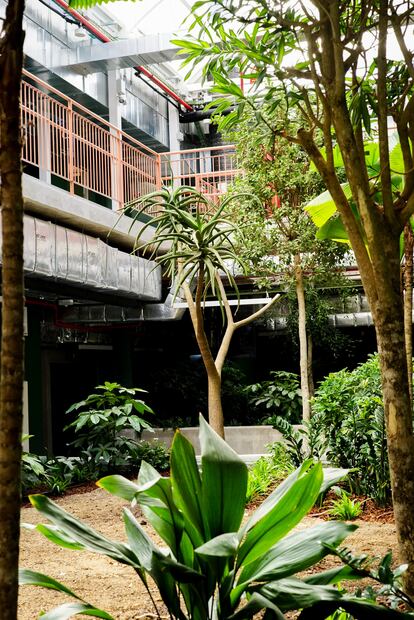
[294,255,311,422]
[404,224,413,404]
[374,304,414,595]
[0,0,26,616]
[208,373,224,439]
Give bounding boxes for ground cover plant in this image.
[246,443,294,504]
[21,417,414,619]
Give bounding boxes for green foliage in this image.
[128,185,251,308]
[305,135,405,247]
[328,490,363,522]
[221,107,348,290]
[245,370,302,423]
[21,435,46,493]
[312,355,390,505]
[270,416,326,467]
[129,441,170,473]
[65,381,154,476]
[246,444,294,504]
[246,456,277,504]
[22,417,411,619]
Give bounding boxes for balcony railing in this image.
[21,69,240,215]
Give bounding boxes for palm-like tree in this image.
[129,186,280,438]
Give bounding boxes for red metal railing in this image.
[21,70,240,213]
[160,145,240,208]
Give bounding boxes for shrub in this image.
[245,370,302,423]
[65,381,155,476]
[312,354,390,505]
[21,418,412,619]
[129,440,170,472]
[21,435,46,494]
[270,416,326,466]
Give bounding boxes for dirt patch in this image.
[19,487,400,619]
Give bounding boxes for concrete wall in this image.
[141,425,302,456]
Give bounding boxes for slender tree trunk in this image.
[294,254,311,422]
[404,223,413,404]
[208,373,224,439]
[307,332,315,400]
[0,0,26,616]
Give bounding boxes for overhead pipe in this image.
[180,105,237,124]
[52,0,193,111]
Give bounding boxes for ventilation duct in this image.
[60,288,188,323]
[0,216,161,302]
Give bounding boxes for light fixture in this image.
[74,26,87,39]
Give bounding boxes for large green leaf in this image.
[316,216,351,244]
[228,592,285,620]
[298,599,414,619]
[38,602,114,620]
[304,565,363,585]
[136,461,184,555]
[238,521,356,584]
[320,467,350,495]
[97,475,140,502]
[305,183,352,227]
[196,532,240,558]
[199,415,248,538]
[29,495,139,567]
[238,462,322,565]
[19,569,82,599]
[19,570,114,619]
[256,577,345,612]
[171,430,205,547]
[33,524,85,551]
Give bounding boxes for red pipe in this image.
[53,0,193,111]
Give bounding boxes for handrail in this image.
[22,69,158,157]
[20,69,240,213]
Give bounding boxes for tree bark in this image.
[373,296,414,594]
[404,223,413,404]
[0,0,26,616]
[294,255,311,422]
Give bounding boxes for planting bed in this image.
[19,485,400,619]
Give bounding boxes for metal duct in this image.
[60,288,188,323]
[1,215,161,301]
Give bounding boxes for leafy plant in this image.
[245,371,302,423]
[65,382,155,475]
[129,440,170,472]
[246,456,277,504]
[328,491,363,521]
[21,417,413,619]
[21,435,46,494]
[312,355,390,505]
[271,416,326,467]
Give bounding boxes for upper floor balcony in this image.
[21,69,241,218]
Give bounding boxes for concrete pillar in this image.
[108,70,123,211]
[168,101,181,188]
[38,98,51,184]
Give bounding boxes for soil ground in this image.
[19,486,400,620]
